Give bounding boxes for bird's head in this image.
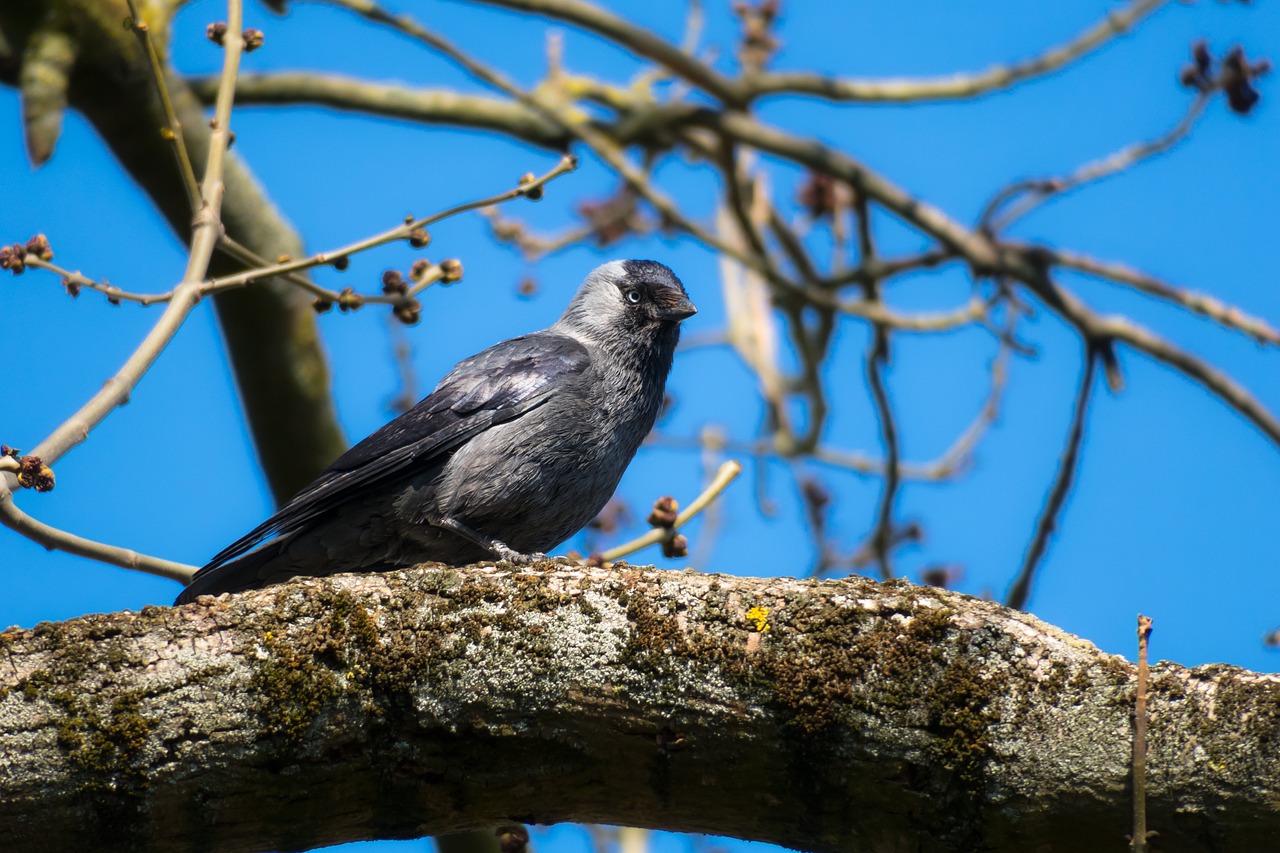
[557,260,697,344]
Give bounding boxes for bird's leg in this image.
[430,515,547,564]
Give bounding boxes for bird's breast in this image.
[430,366,661,552]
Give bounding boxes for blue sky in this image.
[2,1,1279,849]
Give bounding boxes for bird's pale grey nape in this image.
[176,260,696,604]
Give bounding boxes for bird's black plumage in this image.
[200,333,592,571]
[176,260,695,604]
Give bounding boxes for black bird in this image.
[176,260,696,604]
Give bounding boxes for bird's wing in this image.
[200,332,591,570]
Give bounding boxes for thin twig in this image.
[190,72,571,148]
[680,0,703,55]
[766,203,820,282]
[385,310,420,415]
[1132,614,1153,853]
[739,0,1169,103]
[594,461,742,563]
[717,165,815,456]
[25,0,242,467]
[654,422,1002,483]
[688,431,730,568]
[124,0,202,214]
[818,248,959,290]
[1006,346,1098,610]
[864,327,899,581]
[205,155,577,293]
[886,321,1013,481]
[26,250,444,309]
[707,110,1004,270]
[0,492,196,582]
[837,295,987,331]
[851,186,903,582]
[216,235,336,300]
[1105,313,1280,445]
[988,93,1209,230]
[483,207,622,259]
[456,0,742,104]
[719,142,771,263]
[25,258,170,306]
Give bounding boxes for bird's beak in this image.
[661,294,698,322]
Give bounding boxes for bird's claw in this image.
[494,546,548,565]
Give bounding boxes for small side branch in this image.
[206,155,577,294]
[189,72,570,149]
[457,0,742,104]
[864,328,901,581]
[1132,614,1154,853]
[984,93,1209,230]
[594,460,742,563]
[0,491,195,582]
[123,0,202,214]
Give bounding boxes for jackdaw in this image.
[176,259,696,604]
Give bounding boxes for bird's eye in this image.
[624,288,643,304]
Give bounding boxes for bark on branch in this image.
[1,564,1277,852]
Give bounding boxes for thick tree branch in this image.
[189,72,572,149]
[1,564,1278,852]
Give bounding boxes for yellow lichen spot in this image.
[745,606,771,633]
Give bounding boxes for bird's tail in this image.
[174,539,289,605]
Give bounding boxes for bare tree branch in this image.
[189,72,571,149]
[1045,247,1280,346]
[741,0,1171,103]
[594,460,742,563]
[124,0,202,212]
[984,92,1209,231]
[863,328,901,581]
[705,110,1004,269]
[1021,269,1280,448]
[456,0,742,104]
[1006,347,1099,610]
